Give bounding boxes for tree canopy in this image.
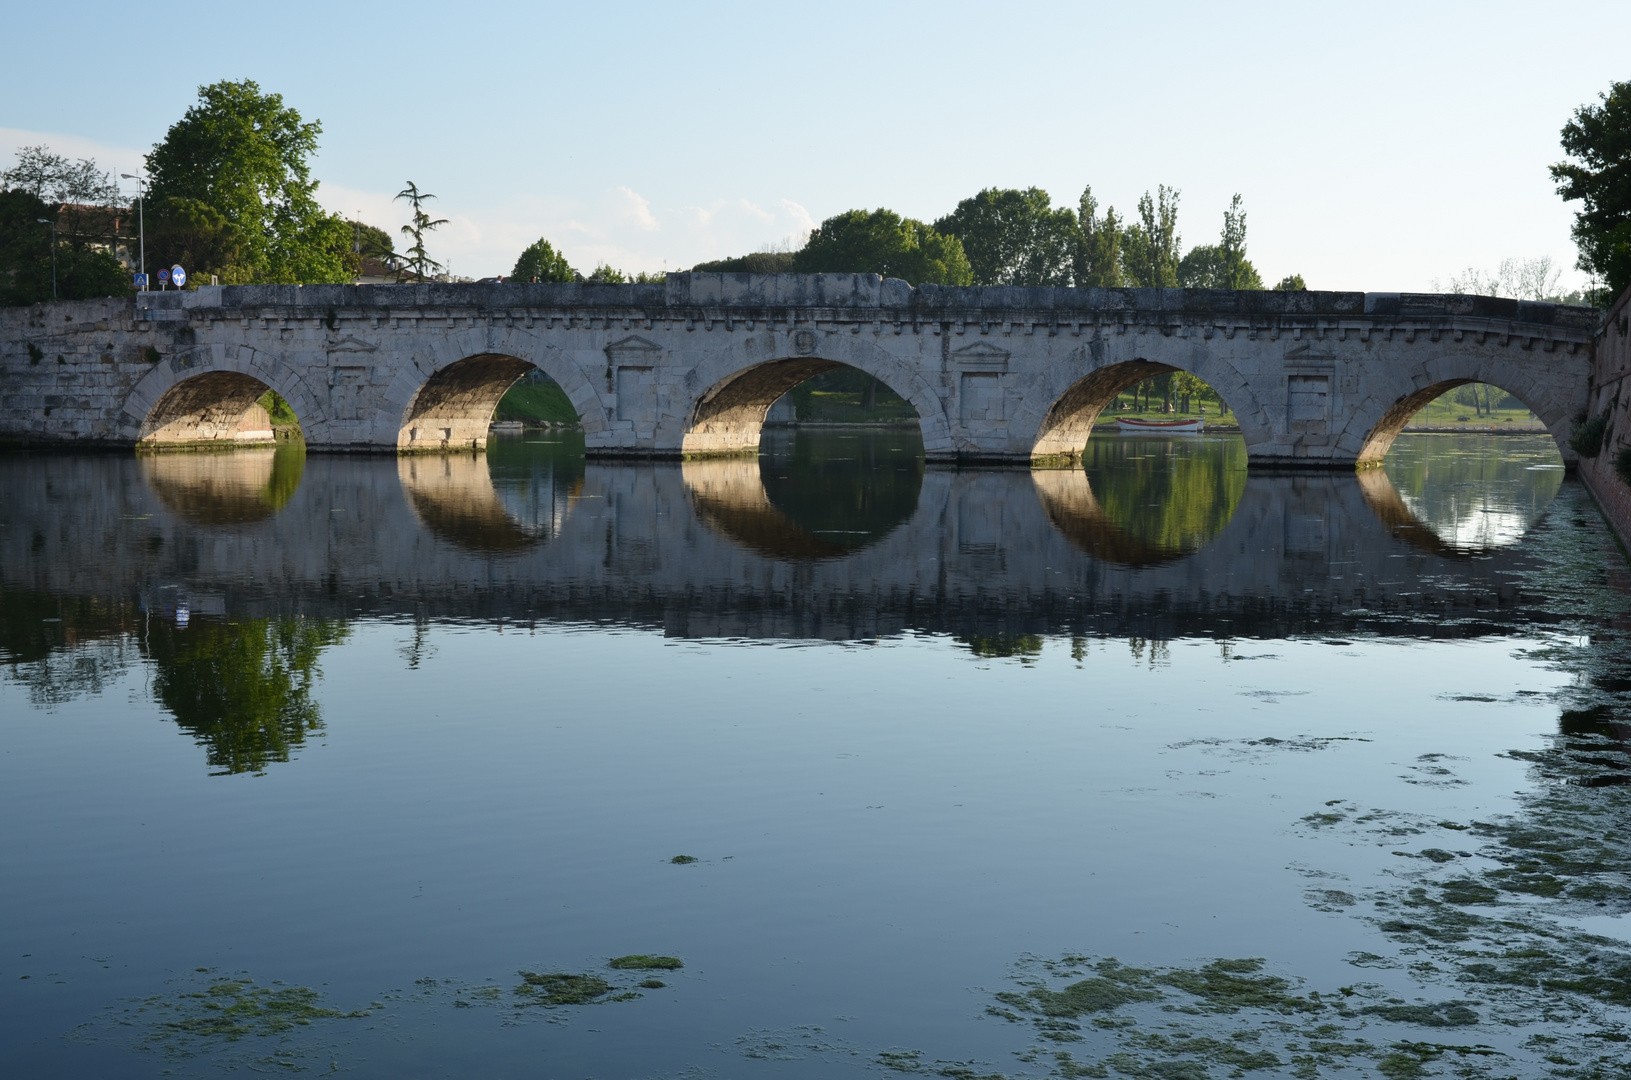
[686,186,1291,293]
[511,237,576,282]
[1551,79,1631,301]
[145,79,352,284]
[0,187,130,305]
[793,208,972,285]
[1177,195,1264,289]
[933,188,1075,286]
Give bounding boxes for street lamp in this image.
[36,218,57,300]
[120,173,146,290]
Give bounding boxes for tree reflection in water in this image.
[758,428,924,555]
[141,445,306,526]
[1036,434,1247,566]
[688,428,925,559]
[144,616,348,775]
[1377,433,1564,553]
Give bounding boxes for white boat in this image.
[1115,417,1205,433]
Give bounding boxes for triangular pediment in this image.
[606,335,662,356]
[326,335,379,353]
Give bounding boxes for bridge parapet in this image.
[0,275,1599,465]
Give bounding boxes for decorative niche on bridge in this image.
[1285,346,1336,437]
[607,336,663,428]
[955,342,1010,424]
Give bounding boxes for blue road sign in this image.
[157,268,170,284]
[171,265,187,289]
[133,273,148,289]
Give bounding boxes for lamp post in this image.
[120,173,146,290]
[36,218,57,300]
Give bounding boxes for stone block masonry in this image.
[0,275,1599,468]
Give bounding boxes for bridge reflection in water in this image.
[0,431,1568,646]
[0,431,1568,773]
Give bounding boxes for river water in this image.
[2,430,1629,1079]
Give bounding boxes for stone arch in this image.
[390,340,601,452]
[121,346,318,447]
[1030,354,1265,462]
[1353,374,1574,466]
[679,334,953,459]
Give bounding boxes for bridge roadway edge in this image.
[0,275,1599,469]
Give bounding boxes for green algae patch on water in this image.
[70,969,375,1074]
[513,971,613,1006]
[670,854,699,864]
[608,954,683,970]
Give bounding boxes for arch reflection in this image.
[1035,435,1246,565]
[399,443,583,553]
[1363,433,1564,555]
[685,428,923,559]
[142,445,306,525]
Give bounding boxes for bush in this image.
[1616,445,1631,485]
[1571,412,1609,457]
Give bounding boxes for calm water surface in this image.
[2,430,1628,1078]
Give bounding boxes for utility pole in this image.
[36,218,57,300]
[120,173,146,289]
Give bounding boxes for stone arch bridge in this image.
[0,274,1599,467]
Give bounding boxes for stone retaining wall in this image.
[1580,283,1631,552]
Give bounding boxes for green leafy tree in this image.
[933,188,1075,286]
[394,181,447,283]
[587,263,627,283]
[1121,186,1181,287]
[0,188,131,304]
[512,237,576,282]
[1274,274,1307,291]
[1551,79,1631,301]
[1074,185,1123,286]
[145,616,349,775]
[793,208,972,285]
[1177,195,1263,289]
[145,79,352,284]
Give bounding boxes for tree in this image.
[792,208,972,285]
[1551,79,1631,301]
[587,263,627,283]
[394,181,447,283]
[0,188,131,304]
[1,145,122,206]
[933,188,1075,286]
[1435,257,1561,300]
[1274,274,1307,291]
[1177,195,1263,289]
[1074,185,1123,287]
[512,237,575,282]
[1121,186,1181,287]
[145,79,352,284]
[692,250,796,273]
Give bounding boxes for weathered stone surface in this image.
[0,275,1598,467]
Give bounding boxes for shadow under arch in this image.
[138,370,284,446]
[1031,359,1237,462]
[1356,378,1567,465]
[142,445,306,526]
[683,433,924,559]
[682,356,923,456]
[1031,436,1247,566]
[398,451,582,553]
[398,353,581,452]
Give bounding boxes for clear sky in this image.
[3,1,1626,291]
